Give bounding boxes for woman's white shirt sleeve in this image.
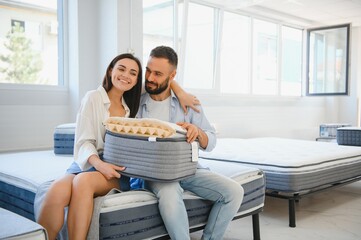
[73,86,130,171]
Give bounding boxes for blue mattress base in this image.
[0,181,35,221]
[54,133,75,154]
[53,123,76,155]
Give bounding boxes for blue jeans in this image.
[144,169,244,240]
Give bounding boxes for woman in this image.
[37,53,198,240]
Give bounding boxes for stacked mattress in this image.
[54,123,76,155]
[0,150,265,240]
[199,137,361,193]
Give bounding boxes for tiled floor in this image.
[190,180,361,240]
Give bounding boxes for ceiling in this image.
[200,0,361,28]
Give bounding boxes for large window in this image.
[182,3,215,90]
[281,26,302,96]
[252,19,278,95]
[143,0,174,67]
[142,1,303,97]
[0,0,62,86]
[307,24,350,95]
[220,12,250,94]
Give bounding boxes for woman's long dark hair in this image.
[102,53,142,118]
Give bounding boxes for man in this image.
[137,46,244,240]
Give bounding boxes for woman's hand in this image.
[89,154,125,180]
[178,92,201,114]
[170,81,201,114]
[96,161,125,180]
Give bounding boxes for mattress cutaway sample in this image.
[103,117,198,182]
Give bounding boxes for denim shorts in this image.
[66,161,130,191]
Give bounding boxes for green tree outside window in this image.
[0,22,43,84]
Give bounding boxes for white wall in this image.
[200,96,326,140]
[0,1,359,152]
[337,26,361,127]
[0,86,69,151]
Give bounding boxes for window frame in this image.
[142,0,304,98]
[306,24,350,96]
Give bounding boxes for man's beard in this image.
[145,77,170,95]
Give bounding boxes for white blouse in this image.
[74,86,130,170]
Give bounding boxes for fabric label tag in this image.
[148,137,157,142]
[191,142,199,162]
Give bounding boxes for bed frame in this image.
[199,137,361,228]
[266,175,361,227]
[155,208,262,240]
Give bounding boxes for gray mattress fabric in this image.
[200,137,361,193]
[337,127,361,146]
[0,150,265,240]
[103,130,198,181]
[0,207,47,240]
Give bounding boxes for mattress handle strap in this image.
[191,142,199,162]
[148,137,157,142]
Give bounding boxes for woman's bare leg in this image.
[37,174,75,240]
[67,171,120,240]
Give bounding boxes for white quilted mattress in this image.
[200,137,361,192]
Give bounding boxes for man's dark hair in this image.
[150,46,178,68]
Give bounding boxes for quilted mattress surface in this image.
[199,137,361,192]
[0,150,73,220]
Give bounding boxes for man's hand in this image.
[177,122,208,149]
[177,122,199,143]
